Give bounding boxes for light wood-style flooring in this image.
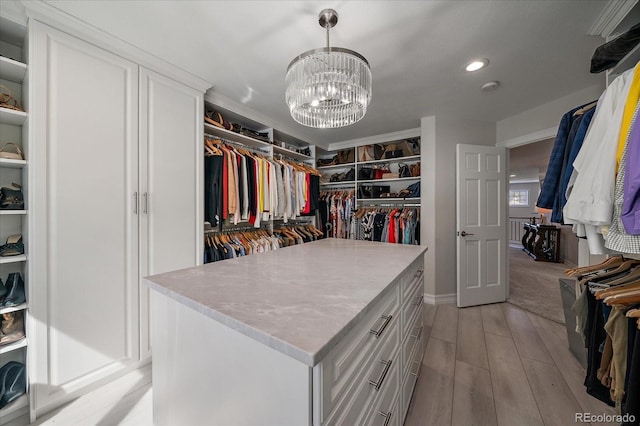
[24,303,615,426]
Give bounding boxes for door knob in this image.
[459,231,474,237]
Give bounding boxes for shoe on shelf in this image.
[0,235,23,257]
[0,361,26,409]
[0,278,6,302]
[0,311,24,346]
[0,183,24,210]
[2,273,24,307]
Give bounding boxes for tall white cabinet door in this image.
[138,68,203,360]
[30,21,140,415]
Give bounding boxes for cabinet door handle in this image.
[369,359,392,391]
[133,192,138,215]
[369,314,392,338]
[377,410,392,426]
[143,192,148,214]
[410,325,424,340]
[414,268,424,278]
[410,359,421,377]
[413,295,424,306]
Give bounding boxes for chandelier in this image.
[285,9,372,129]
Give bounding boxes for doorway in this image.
[507,139,578,324]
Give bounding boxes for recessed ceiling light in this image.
[510,174,517,177]
[465,58,489,72]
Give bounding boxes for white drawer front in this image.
[401,303,424,377]
[318,284,400,422]
[364,362,400,426]
[401,258,424,300]
[401,282,424,338]
[324,319,401,426]
[400,321,425,423]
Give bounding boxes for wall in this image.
[509,182,540,218]
[496,83,604,144]
[422,116,496,299]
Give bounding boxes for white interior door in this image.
[456,144,507,308]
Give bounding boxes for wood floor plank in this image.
[404,336,456,426]
[457,306,489,370]
[502,304,553,364]
[452,360,497,426]
[521,357,583,426]
[485,332,543,426]
[481,303,511,337]
[526,312,616,426]
[430,303,458,344]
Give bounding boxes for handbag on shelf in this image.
[383,143,403,159]
[345,168,356,182]
[0,143,24,161]
[374,144,385,160]
[204,109,232,130]
[373,163,390,180]
[358,145,375,162]
[382,172,399,179]
[336,148,355,164]
[358,167,374,180]
[410,162,421,177]
[398,163,411,178]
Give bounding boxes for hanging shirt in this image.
[622,105,640,234]
[564,67,635,254]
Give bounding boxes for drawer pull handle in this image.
[369,359,392,391]
[369,314,393,338]
[413,295,424,306]
[410,325,424,340]
[377,410,392,426]
[414,269,424,278]
[410,360,421,377]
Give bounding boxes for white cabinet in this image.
[29,21,203,416]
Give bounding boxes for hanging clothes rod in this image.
[204,134,271,154]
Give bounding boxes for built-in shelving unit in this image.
[317,140,421,207]
[0,17,30,423]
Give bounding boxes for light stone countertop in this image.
[144,239,427,367]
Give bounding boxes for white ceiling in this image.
[36,0,611,148]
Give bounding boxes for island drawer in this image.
[401,258,424,301]
[316,283,401,422]
[401,280,424,338]
[323,320,401,426]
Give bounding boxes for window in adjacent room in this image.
[509,189,529,207]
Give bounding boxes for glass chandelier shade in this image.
[285,10,372,129]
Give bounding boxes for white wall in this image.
[422,116,496,298]
[496,83,604,144]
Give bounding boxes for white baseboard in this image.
[423,293,456,305]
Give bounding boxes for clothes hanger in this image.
[596,281,640,300]
[565,255,626,277]
[577,259,640,285]
[597,265,640,287]
[604,288,640,305]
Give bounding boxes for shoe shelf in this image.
[357,155,421,166]
[0,56,27,83]
[0,210,26,215]
[0,107,27,127]
[357,176,420,184]
[317,163,356,170]
[0,394,28,420]
[0,159,26,169]
[0,303,26,315]
[0,255,27,264]
[0,337,27,355]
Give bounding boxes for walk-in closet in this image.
[0,1,639,425]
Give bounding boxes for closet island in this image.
[144,239,427,426]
